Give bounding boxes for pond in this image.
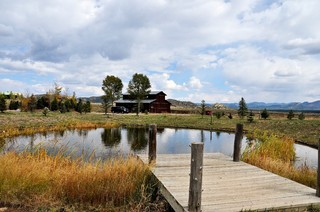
[2,127,317,168]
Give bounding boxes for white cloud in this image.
[0,0,320,103]
[188,76,203,90]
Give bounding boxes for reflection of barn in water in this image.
[115,91,171,113]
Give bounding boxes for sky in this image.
[0,0,320,103]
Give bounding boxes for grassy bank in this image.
[1,111,319,147]
[0,148,167,211]
[0,111,319,210]
[242,130,317,188]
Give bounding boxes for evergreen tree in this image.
[238,97,248,119]
[261,108,270,120]
[51,98,59,111]
[247,110,254,123]
[298,112,305,120]
[9,100,19,110]
[0,94,6,112]
[76,99,83,114]
[28,94,37,112]
[84,101,91,113]
[200,100,206,118]
[287,110,294,120]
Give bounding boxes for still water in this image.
[2,127,316,168]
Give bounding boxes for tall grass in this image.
[242,130,317,188]
[0,149,153,210]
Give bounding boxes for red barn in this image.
[115,91,171,113]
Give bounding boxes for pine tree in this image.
[28,94,37,112]
[200,100,206,118]
[0,95,6,112]
[287,110,294,120]
[298,112,305,120]
[261,108,269,120]
[247,110,254,123]
[238,97,248,119]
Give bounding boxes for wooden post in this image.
[233,123,243,162]
[317,138,320,197]
[148,124,157,164]
[188,142,204,212]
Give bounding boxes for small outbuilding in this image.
[115,91,171,113]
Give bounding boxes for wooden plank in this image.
[138,153,320,211]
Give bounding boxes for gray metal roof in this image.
[115,99,155,104]
[122,91,166,96]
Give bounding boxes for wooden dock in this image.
[138,153,320,211]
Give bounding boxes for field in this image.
[0,110,320,211]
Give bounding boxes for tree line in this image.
[0,84,91,114]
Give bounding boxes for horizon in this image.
[1,1,320,103]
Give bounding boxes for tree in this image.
[0,94,6,112]
[43,107,49,116]
[127,73,151,115]
[28,94,37,112]
[76,99,83,114]
[261,108,269,120]
[287,110,294,120]
[200,100,206,118]
[84,101,91,113]
[101,75,123,114]
[238,97,248,119]
[51,98,59,111]
[298,112,305,120]
[247,110,254,123]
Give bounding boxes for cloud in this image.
[1,0,320,103]
[188,77,203,90]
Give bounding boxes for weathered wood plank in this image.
[138,153,320,211]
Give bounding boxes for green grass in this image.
[1,111,319,146]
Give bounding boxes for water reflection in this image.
[101,128,121,148]
[2,127,317,168]
[127,128,148,151]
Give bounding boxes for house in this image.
[115,91,171,113]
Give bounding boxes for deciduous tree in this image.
[102,75,123,114]
[127,73,151,115]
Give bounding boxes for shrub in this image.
[287,110,294,120]
[298,112,305,120]
[261,108,269,119]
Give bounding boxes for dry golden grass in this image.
[242,130,317,188]
[0,149,152,210]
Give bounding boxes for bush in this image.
[215,112,222,119]
[261,108,269,120]
[287,110,294,120]
[298,112,305,120]
[247,110,254,123]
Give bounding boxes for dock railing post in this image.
[233,123,243,162]
[188,142,204,212]
[148,124,157,164]
[317,138,320,197]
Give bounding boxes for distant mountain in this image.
[80,96,103,103]
[81,96,320,111]
[223,101,320,111]
[167,99,197,108]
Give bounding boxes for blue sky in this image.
[0,0,320,103]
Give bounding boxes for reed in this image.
[242,130,317,188]
[0,149,152,210]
